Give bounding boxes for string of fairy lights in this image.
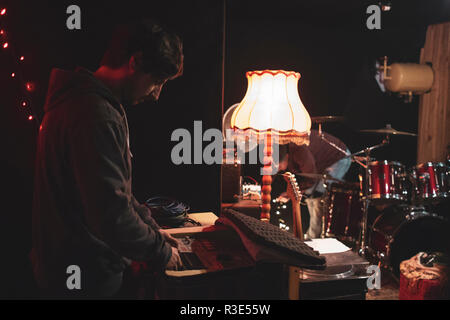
[0,6,39,123]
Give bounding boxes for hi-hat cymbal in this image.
[311,116,346,123]
[359,124,417,137]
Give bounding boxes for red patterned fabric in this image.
[399,253,449,300]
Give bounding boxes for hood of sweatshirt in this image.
[44,67,123,115]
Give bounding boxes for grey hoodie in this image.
[31,68,171,298]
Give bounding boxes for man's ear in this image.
[129,51,144,73]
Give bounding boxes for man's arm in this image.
[288,144,318,190]
[131,195,161,230]
[69,118,171,267]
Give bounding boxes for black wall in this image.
[225,0,449,181]
[0,0,448,298]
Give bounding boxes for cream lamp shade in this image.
[230,70,311,145]
[228,70,311,223]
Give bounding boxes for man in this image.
[31,20,183,298]
[276,129,351,240]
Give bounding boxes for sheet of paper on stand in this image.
[305,238,351,254]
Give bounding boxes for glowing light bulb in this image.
[28,115,33,121]
[0,8,6,16]
[19,56,24,61]
[11,72,15,78]
[25,82,35,92]
[3,42,8,49]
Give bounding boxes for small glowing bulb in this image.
[19,56,24,61]
[11,72,15,78]
[3,42,8,49]
[25,82,35,92]
[21,101,27,107]
[28,115,33,121]
[0,30,4,35]
[0,8,6,16]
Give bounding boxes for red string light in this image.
[2,7,38,123]
[26,82,35,92]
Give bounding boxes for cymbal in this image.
[296,172,345,183]
[359,124,417,137]
[311,116,346,123]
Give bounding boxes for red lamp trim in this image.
[246,70,300,78]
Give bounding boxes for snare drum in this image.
[366,160,408,203]
[325,185,363,243]
[369,205,450,276]
[411,162,449,202]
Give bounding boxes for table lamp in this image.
[230,70,311,222]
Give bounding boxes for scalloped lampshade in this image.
[229,70,311,223]
[230,70,311,145]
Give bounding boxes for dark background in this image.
[225,0,449,177]
[0,0,448,298]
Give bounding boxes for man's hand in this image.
[159,229,179,248]
[166,247,183,270]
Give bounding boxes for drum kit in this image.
[279,116,450,275]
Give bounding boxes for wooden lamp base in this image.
[260,134,273,222]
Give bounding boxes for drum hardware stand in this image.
[317,124,351,240]
[318,123,349,157]
[351,136,390,256]
[317,126,391,252]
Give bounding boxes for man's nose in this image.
[151,85,163,100]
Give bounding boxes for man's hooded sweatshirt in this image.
[31,68,171,296]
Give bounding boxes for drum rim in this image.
[415,161,449,169]
[371,208,441,239]
[368,193,407,201]
[420,192,449,200]
[369,209,446,271]
[369,160,405,167]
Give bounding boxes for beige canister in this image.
[384,63,434,93]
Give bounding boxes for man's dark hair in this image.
[100,19,183,80]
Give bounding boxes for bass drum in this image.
[369,205,450,276]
